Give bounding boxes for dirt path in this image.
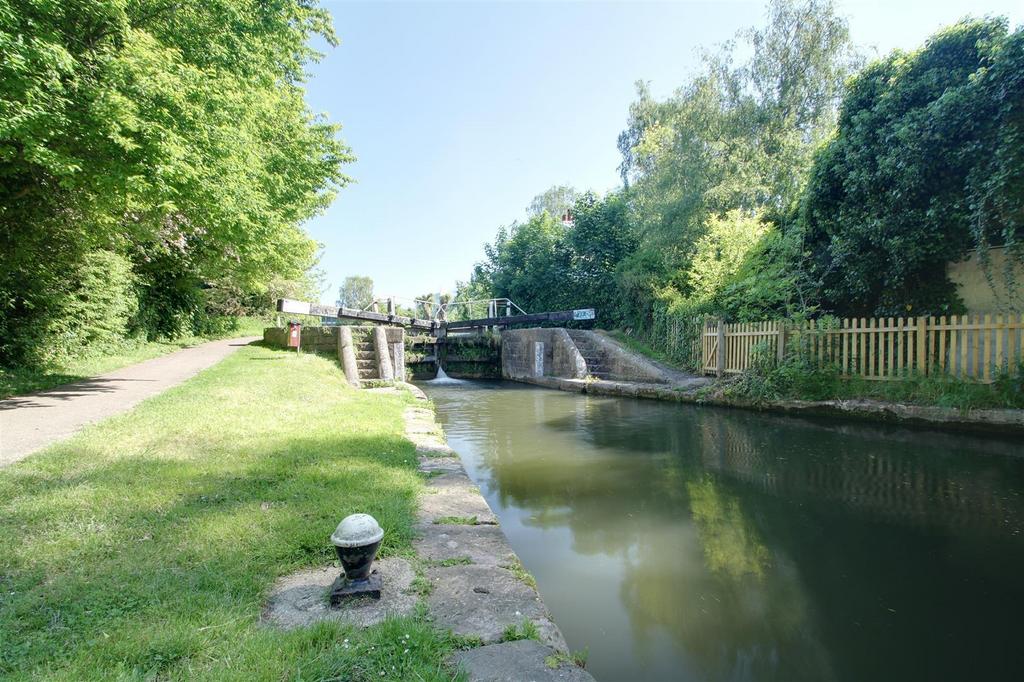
[0,337,259,468]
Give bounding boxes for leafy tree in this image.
[687,211,771,303]
[527,185,578,219]
[475,214,574,315]
[0,0,351,364]
[616,0,857,321]
[800,18,1024,316]
[567,192,638,325]
[337,276,374,310]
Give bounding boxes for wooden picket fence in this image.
[700,313,1024,383]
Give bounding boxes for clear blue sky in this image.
[302,0,1023,304]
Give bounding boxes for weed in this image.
[545,648,589,669]
[500,619,540,643]
[501,558,537,589]
[434,516,479,526]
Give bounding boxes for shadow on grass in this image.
[0,430,424,675]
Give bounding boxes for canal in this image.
[422,380,1024,682]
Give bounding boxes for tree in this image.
[0,0,351,364]
[527,185,578,219]
[615,0,857,321]
[799,18,1024,316]
[337,276,374,310]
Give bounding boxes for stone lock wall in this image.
[262,325,341,353]
[500,328,586,380]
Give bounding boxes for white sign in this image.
[278,298,311,315]
[573,308,596,321]
[534,341,545,377]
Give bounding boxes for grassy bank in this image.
[0,345,464,680]
[719,355,1024,411]
[0,318,269,399]
[610,328,1024,412]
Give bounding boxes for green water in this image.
[422,380,1024,682]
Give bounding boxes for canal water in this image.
[422,380,1024,682]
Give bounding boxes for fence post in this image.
[916,316,928,376]
[776,321,787,364]
[716,318,726,378]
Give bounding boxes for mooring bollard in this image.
[329,513,384,604]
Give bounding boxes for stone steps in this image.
[568,332,614,380]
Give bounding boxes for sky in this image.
[302,0,1023,305]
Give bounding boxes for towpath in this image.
[0,337,258,468]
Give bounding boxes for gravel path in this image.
[0,337,259,468]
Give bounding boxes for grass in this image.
[611,328,1024,412]
[607,329,692,372]
[500,558,537,589]
[0,344,467,680]
[432,516,479,526]
[0,317,270,399]
[545,649,589,670]
[499,620,539,643]
[723,351,1024,412]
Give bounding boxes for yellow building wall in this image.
[947,247,1024,313]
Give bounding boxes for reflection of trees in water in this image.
[622,520,836,682]
[436,386,1024,681]
[462,391,835,680]
[694,410,1024,535]
[687,476,769,580]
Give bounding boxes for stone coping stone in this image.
[418,456,464,474]
[426,564,566,651]
[262,558,415,630]
[410,435,456,457]
[419,485,498,525]
[415,523,516,567]
[451,640,596,682]
[425,471,475,490]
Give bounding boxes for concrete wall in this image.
[571,330,670,383]
[501,328,586,380]
[948,247,1024,312]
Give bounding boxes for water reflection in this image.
[424,381,1024,682]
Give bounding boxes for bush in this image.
[726,336,843,403]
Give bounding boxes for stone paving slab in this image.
[262,558,416,630]
[419,486,498,525]
[451,640,595,682]
[425,471,475,490]
[418,456,464,475]
[426,564,566,650]
[415,524,516,567]
[415,441,457,457]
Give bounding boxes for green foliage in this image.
[467,0,858,344]
[527,185,578,219]
[725,338,1024,410]
[617,0,857,307]
[688,210,771,303]
[800,18,1024,316]
[500,619,541,643]
[337,275,375,309]
[545,649,589,670]
[469,191,638,327]
[0,0,351,367]
[714,224,814,320]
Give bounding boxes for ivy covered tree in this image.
[800,18,1024,316]
[0,0,351,365]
